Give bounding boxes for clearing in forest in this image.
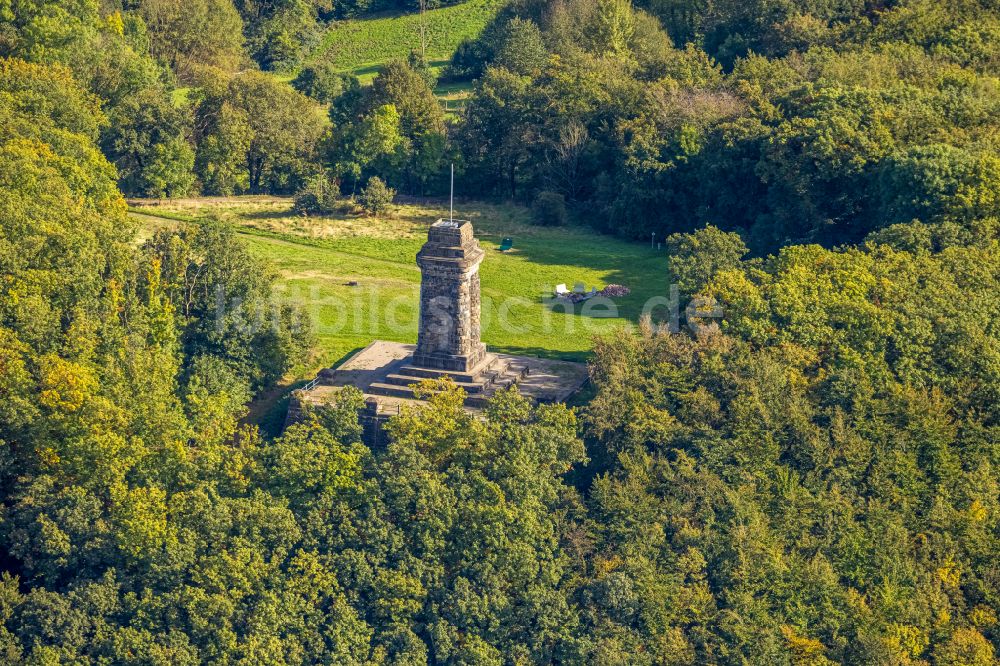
[130,196,668,369]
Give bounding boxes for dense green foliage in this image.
[2,0,1000,663]
[533,190,568,226]
[58,0,1000,252]
[446,0,1000,253]
[325,59,452,194]
[292,174,344,213]
[0,0,198,198]
[584,229,1000,662]
[193,70,326,194]
[139,0,246,81]
[292,60,357,103]
[142,218,315,389]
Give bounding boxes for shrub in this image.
[293,176,340,215]
[533,191,567,226]
[359,176,396,216]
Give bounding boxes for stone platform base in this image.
[369,352,522,409]
[287,341,590,443]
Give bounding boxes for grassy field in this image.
[168,2,495,111]
[130,196,668,368]
[308,0,501,83]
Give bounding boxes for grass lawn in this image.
[307,0,500,79]
[130,196,668,429]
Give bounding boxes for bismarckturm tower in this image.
[287,217,590,444]
[412,219,488,373]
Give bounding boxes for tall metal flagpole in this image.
[450,163,454,223]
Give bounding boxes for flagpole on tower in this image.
[450,163,454,223]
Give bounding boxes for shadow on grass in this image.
[543,291,677,326]
[473,215,670,328]
[434,77,472,95]
[473,221,668,301]
[350,63,383,79]
[243,208,295,221]
[517,248,669,325]
[488,345,594,363]
[513,235,662,274]
[329,346,366,369]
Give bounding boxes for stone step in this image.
[368,375,522,407]
[395,356,512,384]
[476,370,519,392]
[488,357,512,376]
[396,365,481,383]
[369,381,488,408]
[489,376,519,392]
[464,394,492,409]
[367,382,419,400]
[466,378,523,408]
[383,373,487,394]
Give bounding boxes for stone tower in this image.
[287,217,591,440]
[412,219,488,372]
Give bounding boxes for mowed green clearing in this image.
[130,197,669,372]
[308,0,502,83]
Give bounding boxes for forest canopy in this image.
[0,0,999,663]
[6,0,997,254]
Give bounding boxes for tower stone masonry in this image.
[412,219,488,372]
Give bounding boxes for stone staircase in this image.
[366,355,528,408]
